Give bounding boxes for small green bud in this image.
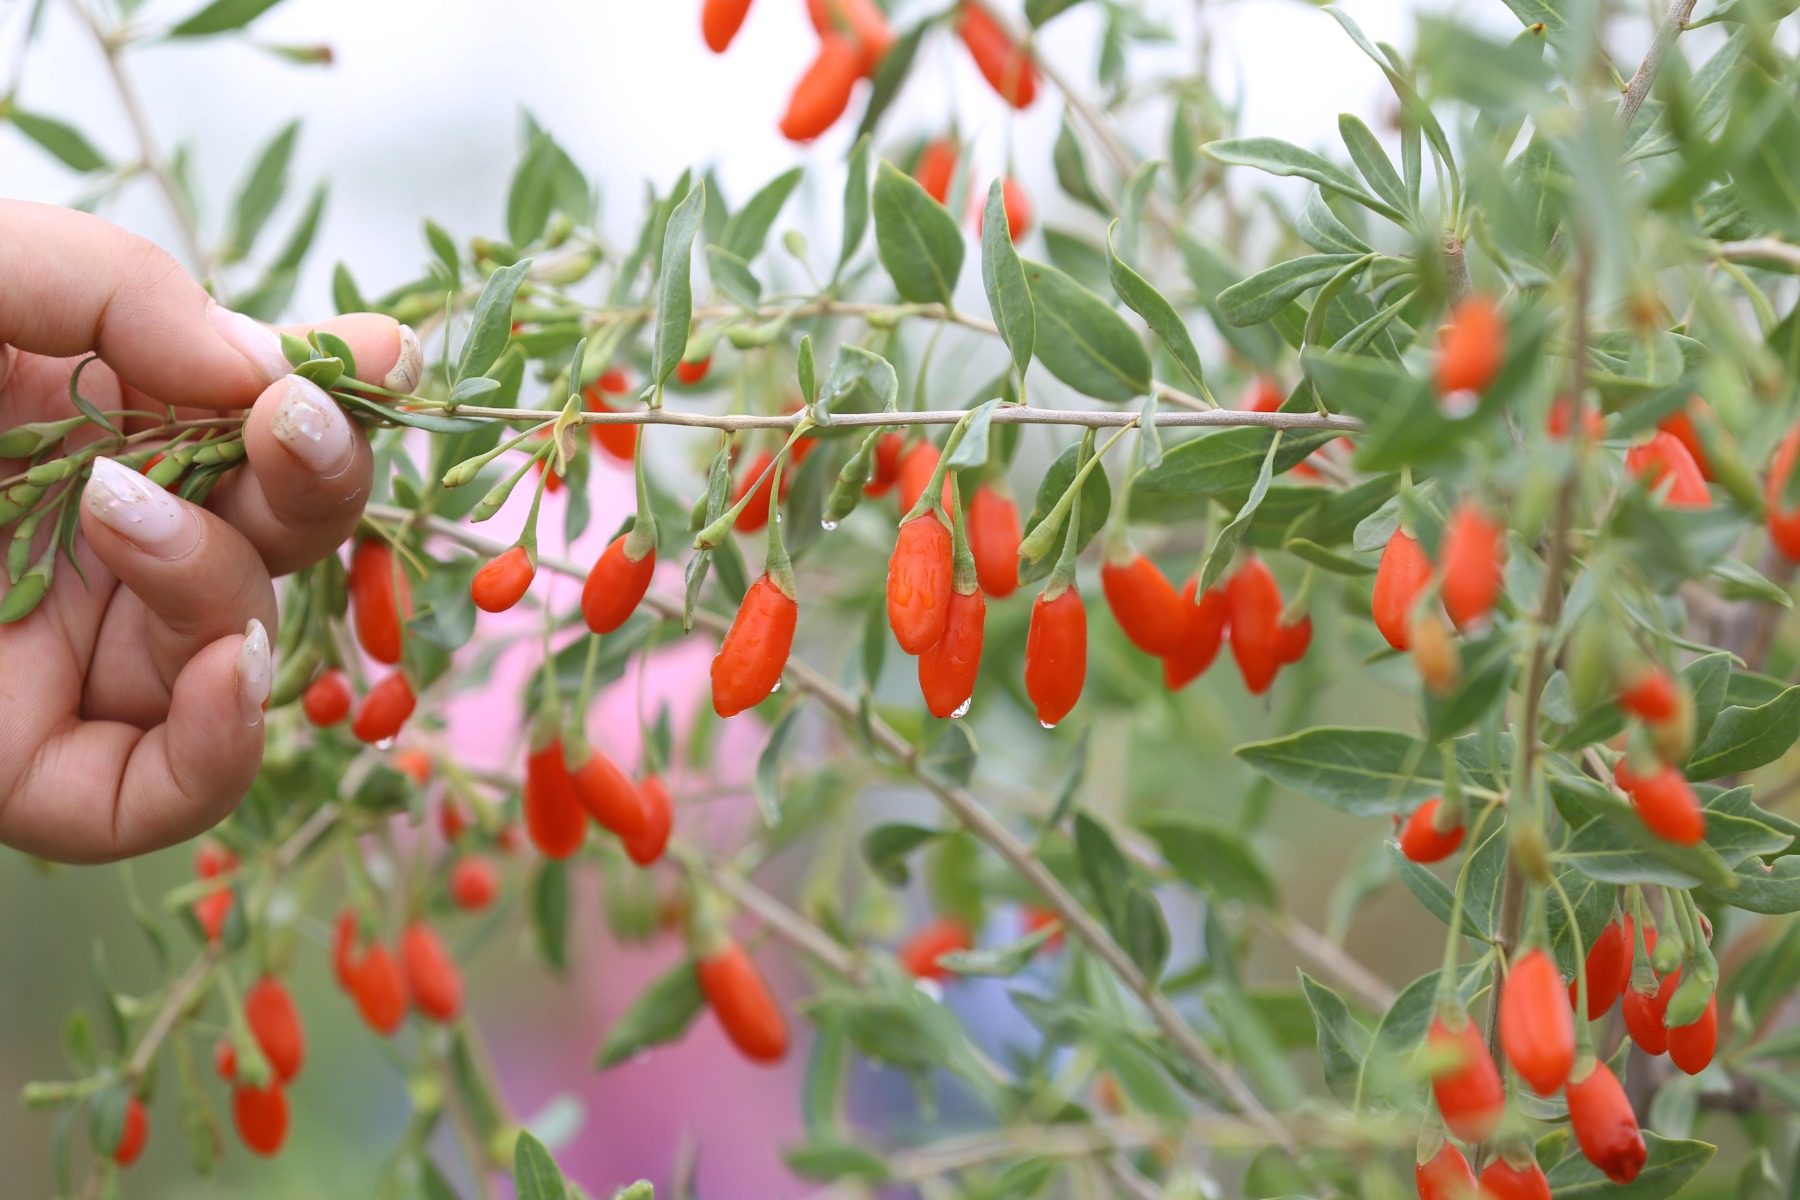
[1663,968,1714,1029]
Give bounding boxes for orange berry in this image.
[301,669,353,727]
[449,856,499,911]
[1435,296,1506,397]
[1024,585,1086,727]
[471,545,534,613]
[711,573,798,718]
[957,1,1037,107]
[697,941,788,1063]
[623,774,675,866]
[351,673,416,744]
[779,34,863,143]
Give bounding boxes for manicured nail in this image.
[384,324,422,392]
[237,618,271,726]
[85,458,198,558]
[271,376,355,477]
[206,303,290,382]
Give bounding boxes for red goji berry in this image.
[701,0,754,53]
[449,856,499,912]
[1021,905,1064,953]
[244,976,305,1084]
[113,1096,148,1167]
[351,672,415,744]
[1668,993,1717,1075]
[1415,1140,1478,1200]
[1439,502,1504,630]
[194,888,233,944]
[676,356,712,385]
[697,940,788,1063]
[1025,585,1087,728]
[194,841,237,879]
[898,916,973,982]
[863,431,905,498]
[350,943,408,1036]
[401,922,462,1022]
[888,515,954,654]
[1411,613,1461,696]
[1435,295,1506,397]
[584,373,638,463]
[1500,948,1575,1096]
[1225,557,1281,695]
[1162,578,1229,690]
[919,587,985,718]
[302,668,353,727]
[897,441,941,515]
[1479,1155,1553,1200]
[1570,918,1630,1019]
[232,1083,290,1157]
[1627,430,1710,508]
[1658,406,1715,481]
[1618,762,1705,846]
[779,33,863,143]
[1618,665,1679,723]
[1373,530,1432,651]
[807,0,894,71]
[471,545,534,613]
[214,1037,237,1081]
[1623,949,1674,1057]
[1566,1059,1646,1184]
[524,737,587,860]
[1273,614,1313,664]
[957,1,1037,107]
[581,532,656,636]
[1100,551,1185,657]
[1426,1012,1505,1143]
[1399,798,1464,863]
[570,745,650,839]
[439,801,469,843]
[915,137,958,203]
[1548,395,1605,441]
[712,573,799,717]
[975,177,1033,241]
[1767,425,1800,560]
[733,450,777,533]
[394,748,431,784]
[967,484,1020,597]
[349,538,409,665]
[331,910,359,991]
[623,774,675,866]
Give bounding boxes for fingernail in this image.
[237,618,272,726]
[207,304,291,382]
[271,376,355,477]
[383,324,422,392]
[85,458,198,558]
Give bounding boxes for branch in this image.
[1614,0,1701,134]
[1252,912,1396,1010]
[1716,238,1800,273]
[444,403,1364,435]
[703,862,865,983]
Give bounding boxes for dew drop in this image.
[821,519,839,531]
[1038,719,1058,730]
[951,697,972,719]
[916,978,946,1003]
[631,1048,652,1066]
[770,681,782,694]
[375,737,397,751]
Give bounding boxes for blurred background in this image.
[0,1,1668,1197]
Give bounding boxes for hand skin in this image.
[0,199,423,864]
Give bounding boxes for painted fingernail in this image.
[383,324,422,392]
[206,303,291,382]
[85,458,198,558]
[271,376,355,477]
[237,618,272,726]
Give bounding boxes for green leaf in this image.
[1118,882,1170,980]
[945,398,1004,471]
[1107,224,1204,391]
[922,720,978,787]
[8,109,108,172]
[1204,137,1407,224]
[455,259,531,384]
[1138,812,1278,909]
[722,167,802,262]
[652,182,706,385]
[166,0,282,36]
[838,134,873,272]
[1684,685,1800,780]
[1020,441,1111,583]
[1235,727,1437,816]
[529,860,569,973]
[872,161,964,306]
[1338,114,1408,217]
[937,923,1058,977]
[336,392,487,435]
[1561,815,1741,889]
[755,703,801,826]
[981,182,1035,379]
[784,1142,890,1183]
[1389,841,1492,941]
[512,1131,569,1200]
[1026,0,1088,23]
[1132,426,1335,512]
[862,823,943,886]
[1021,259,1152,401]
[1198,431,1281,591]
[222,120,299,262]
[593,960,705,1069]
[1700,856,1800,914]
[1053,116,1110,214]
[1217,254,1366,327]
[1298,972,1372,1104]
[1543,1133,1713,1200]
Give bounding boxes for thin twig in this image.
[1253,911,1396,1009]
[445,403,1363,434]
[1614,0,1701,134]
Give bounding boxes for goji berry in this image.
[1414,1140,1478,1200]
[1439,502,1504,630]
[712,573,798,718]
[244,976,305,1084]
[1024,585,1087,727]
[975,177,1032,241]
[1618,762,1705,846]
[1623,962,1675,1056]
[957,1,1037,107]
[349,943,407,1036]
[1399,798,1464,863]
[450,856,499,912]
[471,545,535,613]
[1163,578,1229,690]
[1243,376,1284,413]
[779,33,863,143]
[1570,918,1630,1019]
[401,922,462,1022]
[232,1083,290,1157]
[1548,395,1605,441]
[524,737,587,860]
[194,888,234,945]
[806,0,894,71]
[214,1037,237,1081]
[1618,665,1679,722]
[439,801,468,843]
[302,668,353,727]
[1225,557,1281,694]
[863,431,905,498]
[1479,1155,1553,1200]
[1426,1011,1504,1143]
[1565,1059,1646,1184]
[966,484,1019,597]
[676,357,712,385]
[1626,430,1710,508]
[897,441,941,516]
[393,748,431,784]
[1668,993,1717,1075]
[898,916,973,982]
[623,774,675,866]
[733,450,777,533]
[352,672,416,744]
[1500,948,1574,1095]
[1435,296,1505,397]
[1021,905,1064,953]
[1273,614,1313,664]
[331,910,359,991]
[701,0,754,53]
[349,538,409,665]
[1658,404,1717,481]
[915,137,958,203]
[1100,551,1185,657]
[887,515,954,653]
[1372,530,1432,651]
[584,374,638,463]
[696,940,788,1063]
[113,1096,148,1167]
[919,587,985,718]
[570,745,650,839]
[1411,613,1461,696]
[1767,424,1800,560]
[194,841,238,879]
[581,532,656,636]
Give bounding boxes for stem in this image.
[1615,0,1701,134]
[452,404,1362,434]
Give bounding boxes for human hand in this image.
[0,199,421,864]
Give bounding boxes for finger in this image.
[0,621,268,863]
[204,375,373,576]
[79,457,278,687]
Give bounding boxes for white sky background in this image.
[0,0,1541,313]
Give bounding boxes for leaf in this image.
[1684,685,1800,780]
[222,120,299,262]
[981,181,1035,379]
[453,259,531,384]
[1561,816,1742,889]
[1217,254,1366,327]
[1132,426,1336,510]
[1543,1133,1713,1200]
[8,109,108,172]
[722,167,802,262]
[529,861,569,973]
[1204,137,1407,224]
[166,0,282,36]
[653,182,706,385]
[507,133,559,247]
[1338,114,1408,217]
[1298,972,1372,1104]
[1682,652,1733,747]
[755,703,801,826]
[1197,431,1280,591]
[937,923,1058,977]
[1138,812,1278,909]
[594,960,705,1069]
[1390,840,1493,940]
[862,823,944,887]
[922,720,978,788]
[946,398,1004,471]
[336,392,487,435]
[1053,116,1110,214]
[784,1143,890,1183]
[1700,856,1800,914]
[1074,813,1133,928]
[838,134,873,272]
[1021,259,1152,402]
[872,162,964,306]
[512,1131,569,1200]
[1107,223,1204,391]
[1236,727,1438,815]
[1118,883,1170,980]
[1020,441,1111,583]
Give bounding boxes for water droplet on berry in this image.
[375,737,397,751]
[1039,719,1058,730]
[769,681,782,694]
[821,519,838,531]
[951,698,972,719]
